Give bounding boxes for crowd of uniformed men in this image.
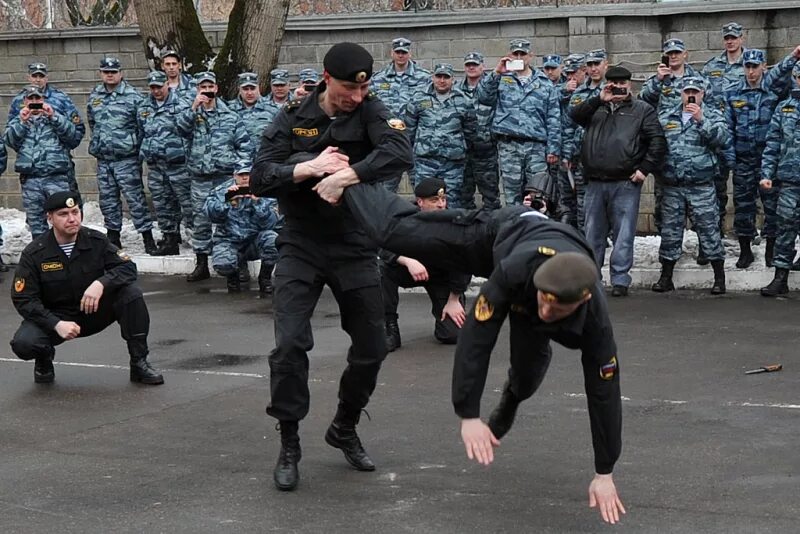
[2,23,800,299]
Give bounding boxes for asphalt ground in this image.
[0,274,798,534]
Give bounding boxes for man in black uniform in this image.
[317,182,625,524]
[382,177,470,352]
[9,191,163,386]
[250,42,413,491]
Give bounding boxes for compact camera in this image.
[28,102,44,110]
[225,186,251,202]
[610,87,627,96]
[687,96,696,104]
[201,91,216,99]
[506,59,524,71]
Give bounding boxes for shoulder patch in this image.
[41,261,64,272]
[387,118,406,130]
[91,98,102,107]
[661,87,673,95]
[664,121,680,130]
[286,99,303,110]
[419,100,432,109]
[292,127,319,137]
[600,356,617,380]
[731,100,746,109]
[474,294,494,321]
[14,277,25,293]
[781,106,795,113]
[709,70,723,77]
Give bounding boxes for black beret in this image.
[323,42,374,83]
[533,252,598,304]
[45,191,82,212]
[414,177,447,199]
[605,66,632,81]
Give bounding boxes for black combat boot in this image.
[107,229,122,249]
[142,230,158,255]
[487,382,520,440]
[238,257,251,283]
[696,242,709,266]
[385,318,401,353]
[651,260,676,293]
[128,337,165,385]
[761,268,789,297]
[186,254,210,282]
[710,260,726,295]
[258,263,274,297]
[34,355,55,384]
[325,405,375,471]
[226,271,241,293]
[274,421,301,491]
[765,237,776,268]
[153,233,180,256]
[736,237,754,268]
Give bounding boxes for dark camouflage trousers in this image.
[211,231,280,276]
[772,184,800,269]
[146,163,193,235]
[461,148,500,210]
[22,175,72,237]
[733,163,778,238]
[96,157,153,232]
[497,138,547,206]
[659,184,725,262]
[191,176,228,254]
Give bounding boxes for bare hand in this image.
[192,93,210,110]
[599,85,616,102]
[301,146,350,179]
[401,257,428,281]
[43,103,55,118]
[792,45,800,59]
[630,170,646,183]
[313,166,358,204]
[589,473,626,524]
[461,418,500,466]
[760,178,772,190]
[656,64,671,81]
[80,280,104,314]
[686,103,703,122]
[20,108,31,122]
[565,79,578,92]
[495,56,512,75]
[441,296,465,328]
[55,320,81,340]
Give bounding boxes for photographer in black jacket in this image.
[570,66,666,297]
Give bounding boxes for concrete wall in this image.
[1,0,798,231]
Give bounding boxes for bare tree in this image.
[65,0,131,26]
[132,0,290,97]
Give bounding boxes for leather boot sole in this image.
[130,371,165,385]
[324,427,375,471]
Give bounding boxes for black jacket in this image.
[11,227,138,331]
[570,95,666,181]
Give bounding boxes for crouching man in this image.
[204,162,283,296]
[9,191,163,385]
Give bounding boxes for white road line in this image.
[559,392,799,412]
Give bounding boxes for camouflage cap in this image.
[793,63,800,77]
[24,85,44,98]
[542,54,562,68]
[464,51,484,65]
[234,161,252,175]
[45,191,82,212]
[147,71,167,87]
[99,56,121,71]
[509,38,532,53]
[585,49,607,63]
[680,76,706,92]
[742,49,766,65]
[270,68,290,85]
[28,62,48,75]
[162,49,182,60]
[722,22,743,38]
[392,37,412,52]
[298,68,320,83]
[413,177,446,199]
[533,252,598,304]
[433,63,454,77]
[194,71,217,84]
[663,38,686,53]
[238,72,259,87]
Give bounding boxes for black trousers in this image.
[266,231,386,422]
[507,311,552,400]
[381,260,462,344]
[10,285,149,361]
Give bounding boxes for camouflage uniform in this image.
[724,50,799,239]
[137,82,194,236]
[477,68,561,206]
[760,86,800,269]
[87,79,153,233]
[169,72,196,102]
[405,78,475,209]
[562,78,601,231]
[7,81,85,192]
[176,97,251,254]
[4,108,83,236]
[205,178,283,275]
[657,101,730,262]
[226,97,280,159]
[459,63,499,210]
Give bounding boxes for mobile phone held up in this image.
[225,186,251,202]
[201,91,216,99]
[28,102,43,110]
[661,55,670,67]
[687,95,696,104]
[610,87,627,96]
[506,59,524,72]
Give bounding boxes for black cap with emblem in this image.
[533,252,598,304]
[414,177,446,199]
[323,42,374,83]
[45,191,82,212]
